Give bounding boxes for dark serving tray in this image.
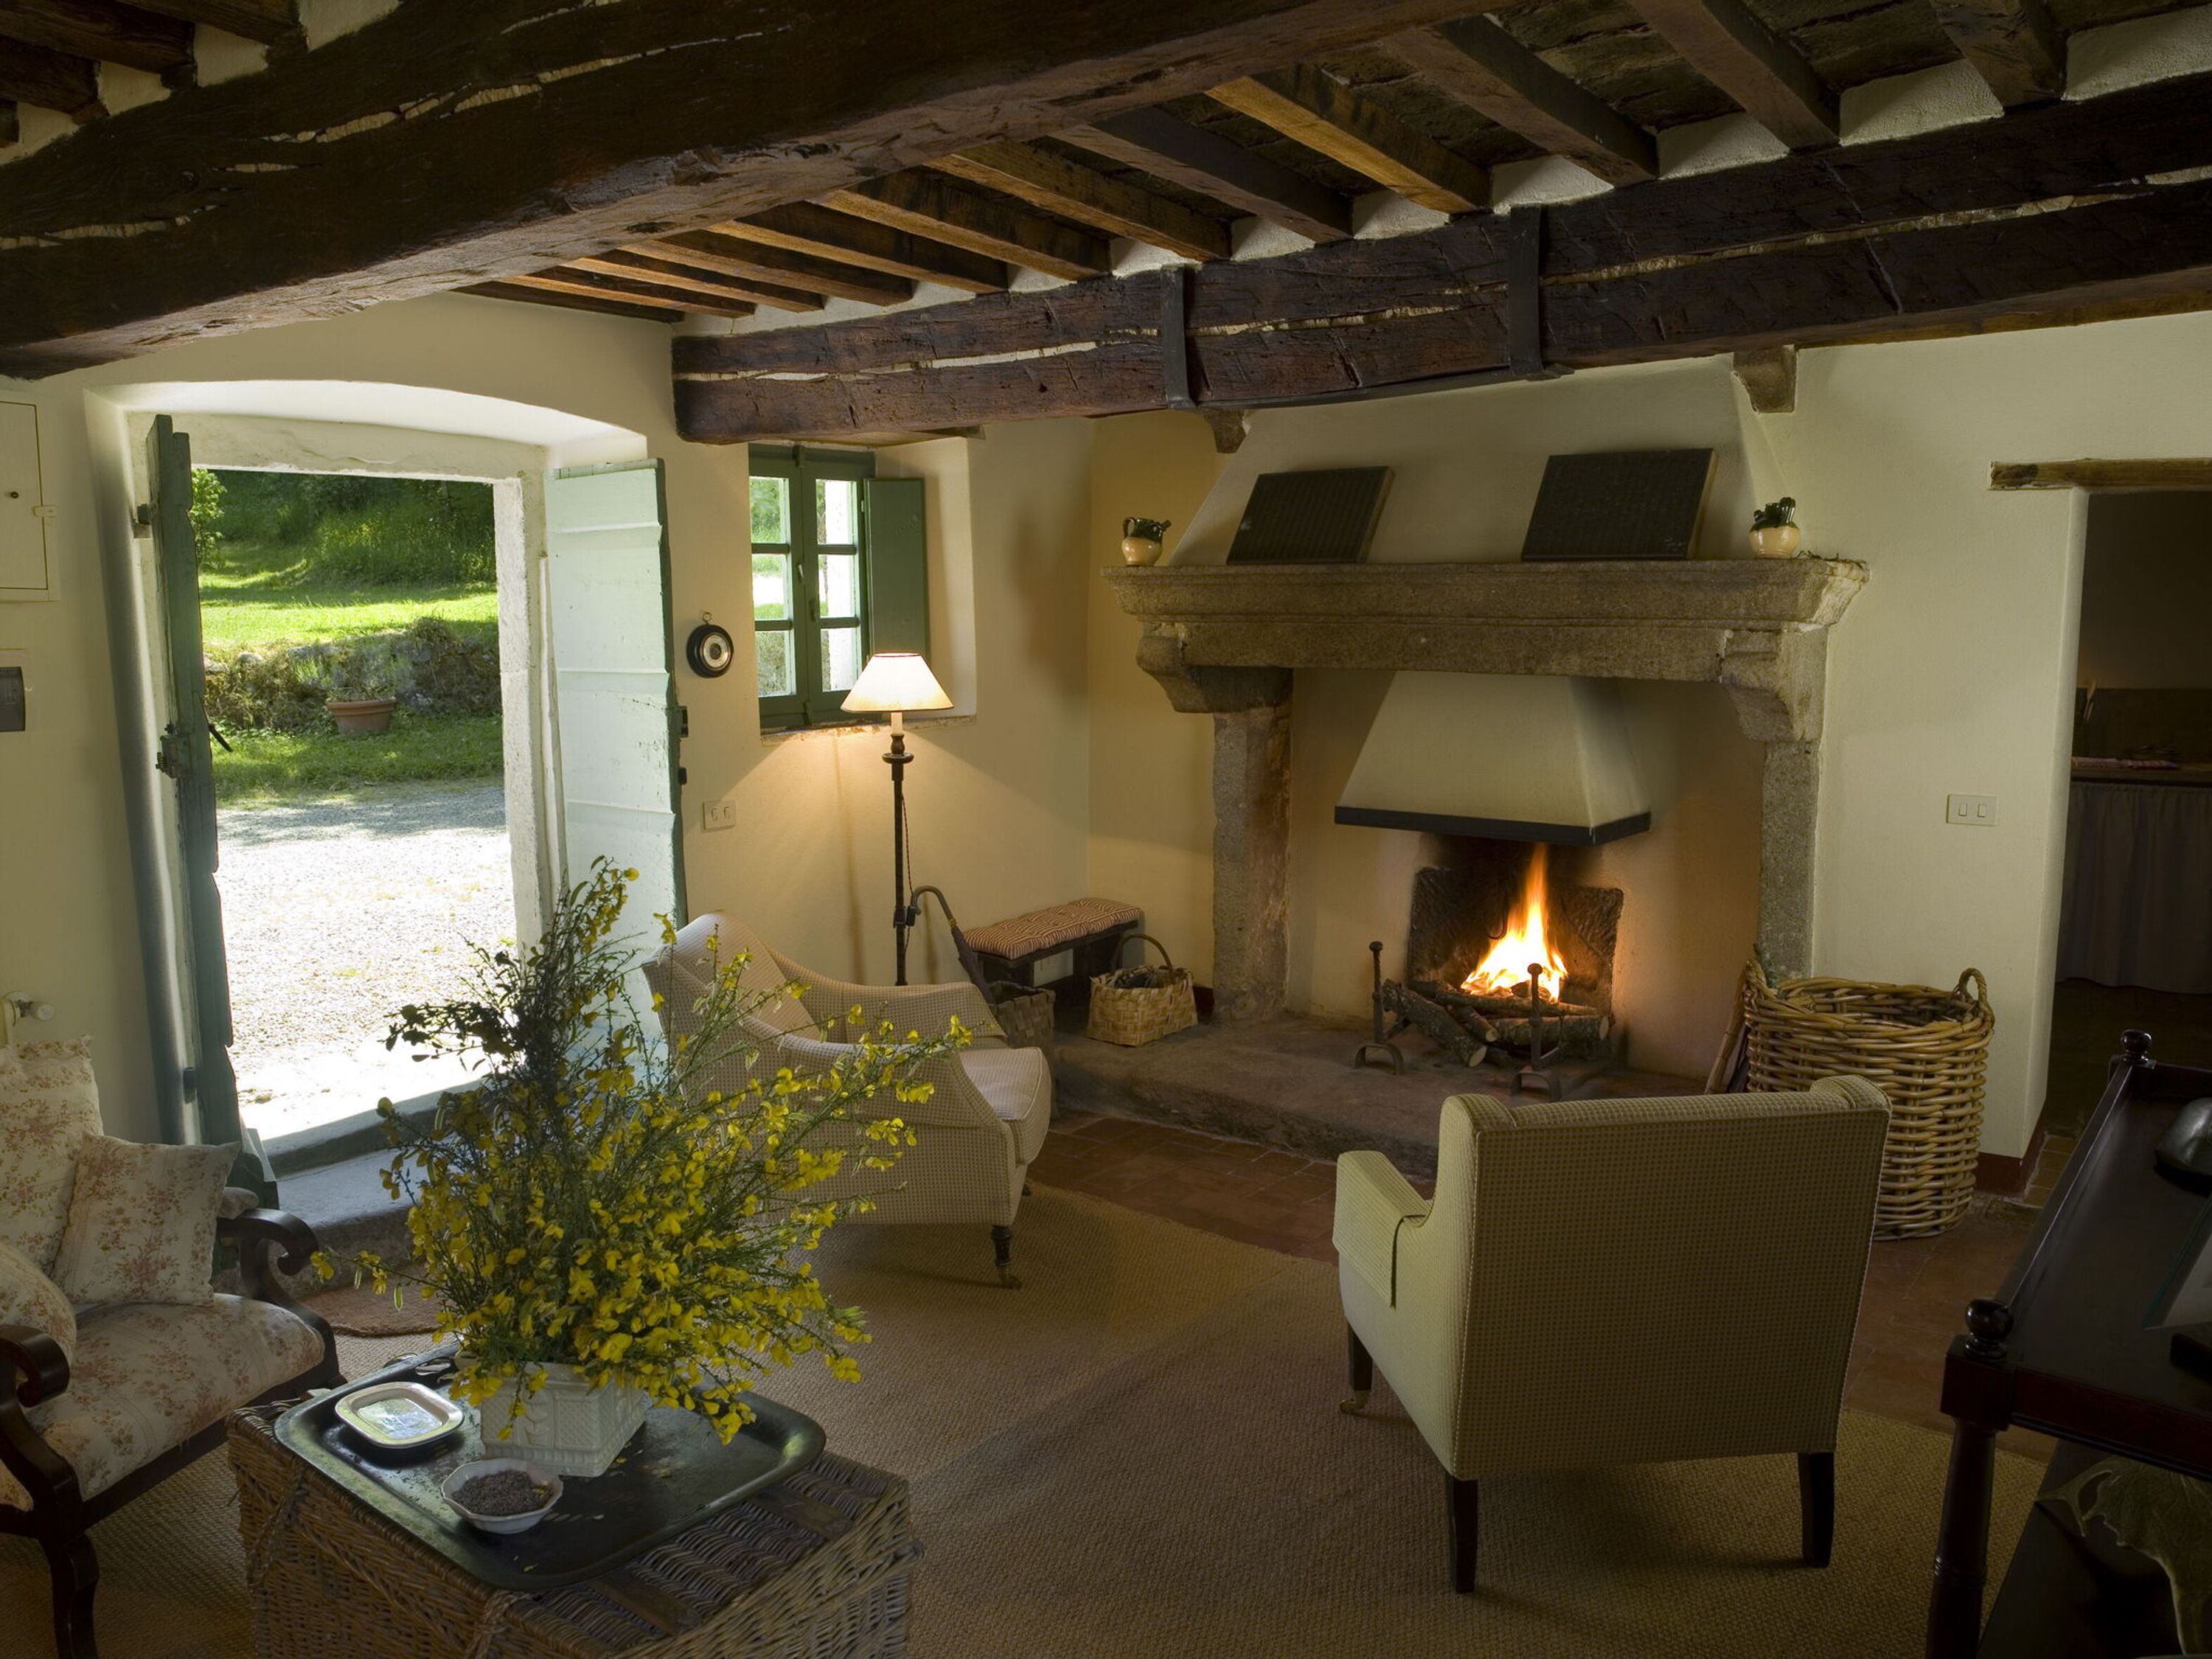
[275,1346,824,1591]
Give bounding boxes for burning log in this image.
[1379,979,1489,1068]
[1411,980,1613,1062]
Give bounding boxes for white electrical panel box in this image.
[0,400,52,598]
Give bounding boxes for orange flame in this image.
[1461,846,1568,997]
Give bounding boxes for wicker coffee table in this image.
[226,1366,916,1659]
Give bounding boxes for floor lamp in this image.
[843,652,953,984]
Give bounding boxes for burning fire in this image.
[1461,846,1568,998]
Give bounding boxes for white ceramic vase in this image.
[479,1365,650,1477]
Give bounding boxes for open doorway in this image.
[192,465,515,1143]
[2045,490,2212,1133]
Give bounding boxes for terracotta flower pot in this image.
[327,695,399,735]
[1748,523,1804,558]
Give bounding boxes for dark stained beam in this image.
[821,174,1112,281]
[713,204,1007,294]
[0,35,99,114]
[1063,107,1352,243]
[1386,18,1656,187]
[1210,64,1487,213]
[634,231,914,307]
[672,71,2212,438]
[0,0,1486,372]
[1933,0,2066,107]
[1990,459,2212,491]
[0,98,16,144]
[566,250,823,312]
[1621,0,1837,149]
[507,268,754,320]
[465,280,675,324]
[0,0,192,77]
[123,0,293,46]
[933,141,1229,262]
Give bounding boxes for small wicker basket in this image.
[989,981,1057,1051]
[1742,961,1994,1239]
[1085,934,1197,1048]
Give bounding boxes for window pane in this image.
[750,476,790,544]
[756,629,795,698]
[821,625,862,694]
[751,554,791,621]
[817,477,858,546]
[818,552,860,620]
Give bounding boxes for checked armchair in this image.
[648,912,1052,1288]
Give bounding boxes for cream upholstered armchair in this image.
[647,913,1051,1287]
[1334,1079,1889,1591]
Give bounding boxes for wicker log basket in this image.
[1742,961,1994,1239]
[1085,934,1197,1048]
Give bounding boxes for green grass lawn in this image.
[198,578,497,650]
[213,711,504,804]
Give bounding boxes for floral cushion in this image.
[0,1296,325,1509]
[50,1137,237,1307]
[0,1239,77,1363]
[0,1037,104,1275]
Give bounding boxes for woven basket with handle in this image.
[1085,934,1197,1048]
[987,981,1057,1051]
[1742,961,1994,1239]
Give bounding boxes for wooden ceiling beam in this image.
[1933,0,2067,106]
[0,97,16,144]
[1386,18,1657,187]
[465,280,675,324]
[931,140,1229,262]
[1209,63,1487,214]
[635,231,914,307]
[711,205,1007,294]
[1621,0,1837,149]
[821,173,1113,281]
[1061,108,1354,243]
[672,69,2212,439]
[0,35,99,114]
[122,0,293,46]
[506,268,755,320]
[0,0,192,77]
[0,0,1492,372]
[566,251,823,312]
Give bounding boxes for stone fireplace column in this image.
[1211,701,1293,1023]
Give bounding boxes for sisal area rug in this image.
[0,1189,2037,1658]
[300,1281,442,1339]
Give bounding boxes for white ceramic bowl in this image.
[440,1458,563,1535]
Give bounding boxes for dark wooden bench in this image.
[963,898,1143,990]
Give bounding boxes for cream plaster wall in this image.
[0,294,1093,1141]
[2076,493,2212,689]
[1087,311,2212,1155]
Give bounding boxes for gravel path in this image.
[217,782,512,1138]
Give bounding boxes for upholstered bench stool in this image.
[964,898,1143,990]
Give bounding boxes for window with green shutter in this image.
[748,448,931,731]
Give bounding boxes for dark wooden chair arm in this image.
[0,1324,69,1410]
[216,1207,344,1389]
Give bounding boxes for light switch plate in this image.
[1947,793,1997,827]
[702,799,737,831]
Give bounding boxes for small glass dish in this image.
[333,1380,466,1458]
[442,1458,563,1535]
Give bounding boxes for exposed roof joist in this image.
[712,204,1011,294]
[636,231,915,307]
[932,140,1230,262]
[1932,0,2068,105]
[564,250,823,313]
[1062,108,1352,243]
[0,0,193,77]
[1209,63,1488,212]
[503,267,756,320]
[1621,0,1839,149]
[821,173,1113,281]
[1386,18,1658,186]
[0,33,99,115]
[123,0,294,46]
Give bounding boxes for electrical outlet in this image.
[1946,794,1997,827]
[701,799,737,831]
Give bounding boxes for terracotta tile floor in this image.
[1031,1107,2067,1462]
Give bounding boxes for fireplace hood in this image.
[1335,672,1650,845]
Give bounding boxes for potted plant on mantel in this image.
[320,860,964,1475]
[325,657,400,735]
[1749,497,1804,559]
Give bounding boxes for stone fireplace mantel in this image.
[1102,558,1868,1020]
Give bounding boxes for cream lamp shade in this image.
[843,653,952,717]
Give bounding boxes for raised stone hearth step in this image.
[1052,1015,1699,1181]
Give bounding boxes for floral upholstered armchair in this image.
[0,1037,341,1659]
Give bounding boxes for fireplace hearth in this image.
[1362,844,1623,1091]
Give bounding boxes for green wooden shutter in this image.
[863,477,930,656]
